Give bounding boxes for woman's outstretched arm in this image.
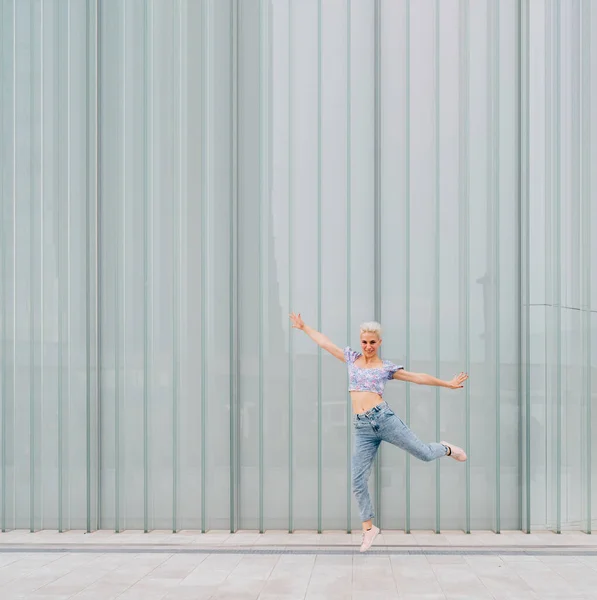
[393,370,468,389]
[289,312,345,362]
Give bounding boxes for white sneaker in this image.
[442,441,467,461]
[359,525,380,553]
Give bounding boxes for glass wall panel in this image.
[0,0,595,533]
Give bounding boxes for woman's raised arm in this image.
[289,312,345,362]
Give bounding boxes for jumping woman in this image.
[289,313,468,553]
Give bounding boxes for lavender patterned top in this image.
[344,347,403,396]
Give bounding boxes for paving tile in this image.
[1,530,597,599]
[397,595,447,600]
[304,593,351,600]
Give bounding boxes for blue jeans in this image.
[352,401,448,522]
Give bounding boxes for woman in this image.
[289,313,468,553]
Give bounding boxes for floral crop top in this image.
[344,347,403,396]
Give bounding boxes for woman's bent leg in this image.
[379,411,447,462]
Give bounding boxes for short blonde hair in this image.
[360,321,382,338]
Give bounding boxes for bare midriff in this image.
[351,390,384,414]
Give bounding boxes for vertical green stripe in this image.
[487,0,496,533]
[288,0,294,535]
[64,0,71,533]
[84,0,90,532]
[524,2,531,535]
[570,0,581,530]
[237,0,242,533]
[258,0,265,535]
[346,0,352,535]
[65,0,71,533]
[56,1,63,533]
[493,0,501,535]
[229,0,238,535]
[30,0,36,533]
[143,0,151,535]
[405,0,411,535]
[10,0,15,533]
[458,0,470,534]
[543,0,551,535]
[200,0,208,534]
[258,0,264,534]
[40,1,45,531]
[517,0,524,533]
[554,0,561,535]
[569,0,581,535]
[317,0,322,535]
[373,0,382,529]
[88,0,99,535]
[581,0,591,535]
[12,0,16,533]
[115,2,125,535]
[172,0,182,536]
[95,0,101,535]
[434,0,441,536]
[521,0,531,534]
[464,3,471,537]
[0,0,6,535]
[570,0,578,534]
[227,0,234,535]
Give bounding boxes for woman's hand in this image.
[289,312,305,330]
[446,372,469,389]
[289,313,345,362]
